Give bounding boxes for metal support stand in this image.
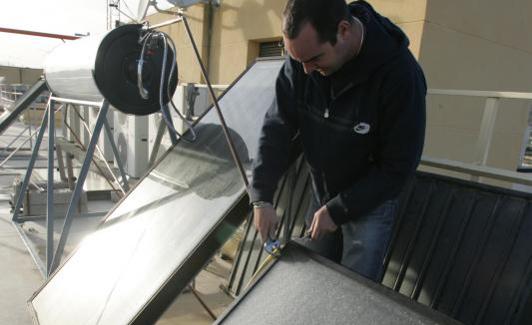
[50,101,110,272]
[149,117,167,167]
[161,104,178,145]
[11,98,127,276]
[56,144,68,183]
[12,107,50,223]
[103,117,130,191]
[46,101,55,275]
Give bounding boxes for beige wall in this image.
[0,66,42,84]
[421,0,532,173]
[148,6,208,84]
[158,0,428,85]
[208,0,285,84]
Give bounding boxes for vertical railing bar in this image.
[430,195,478,309]
[381,177,417,282]
[504,254,532,325]
[226,210,253,293]
[234,172,288,295]
[474,201,528,325]
[290,176,311,238]
[411,189,456,300]
[392,181,435,291]
[471,97,499,182]
[451,196,503,317]
[234,222,260,296]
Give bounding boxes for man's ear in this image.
[336,20,351,42]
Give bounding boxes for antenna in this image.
[107,0,121,29]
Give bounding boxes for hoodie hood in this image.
[327,0,411,89]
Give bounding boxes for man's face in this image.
[283,22,343,76]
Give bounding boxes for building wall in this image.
[0,66,43,84]
[146,0,532,178]
[148,5,208,84]
[146,0,426,84]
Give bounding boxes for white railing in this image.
[422,89,532,186]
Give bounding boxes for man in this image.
[248,0,426,282]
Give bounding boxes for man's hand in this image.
[253,205,279,243]
[308,205,338,240]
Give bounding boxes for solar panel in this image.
[29,58,283,325]
[216,242,461,325]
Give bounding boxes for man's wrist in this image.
[252,201,273,209]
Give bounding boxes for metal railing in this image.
[422,89,532,187]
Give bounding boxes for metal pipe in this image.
[181,14,249,187]
[0,27,80,40]
[148,16,184,30]
[55,144,68,183]
[46,100,55,276]
[11,222,46,278]
[50,97,102,107]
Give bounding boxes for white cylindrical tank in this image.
[44,24,177,115]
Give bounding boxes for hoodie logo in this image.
[353,122,371,135]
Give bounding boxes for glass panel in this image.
[30,59,283,325]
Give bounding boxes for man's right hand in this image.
[253,205,279,243]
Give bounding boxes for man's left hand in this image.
[309,205,338,240]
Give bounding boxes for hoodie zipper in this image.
[311,77,357,203]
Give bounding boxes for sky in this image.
[0,0,109,68]
[0,0,162,69]
[0,0,181,69]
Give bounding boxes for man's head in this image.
[282,0,359,76]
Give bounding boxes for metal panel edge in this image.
[131,193,250,324]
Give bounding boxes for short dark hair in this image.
[282,0,352,45]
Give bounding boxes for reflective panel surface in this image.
[30,59,283,325]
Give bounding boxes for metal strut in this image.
[180,13,249,188]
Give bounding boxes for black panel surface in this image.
[217,242,461,325]
[383,172,532,325]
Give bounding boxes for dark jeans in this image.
[300,194,398,282]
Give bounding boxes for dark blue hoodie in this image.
[249,0,426,225]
